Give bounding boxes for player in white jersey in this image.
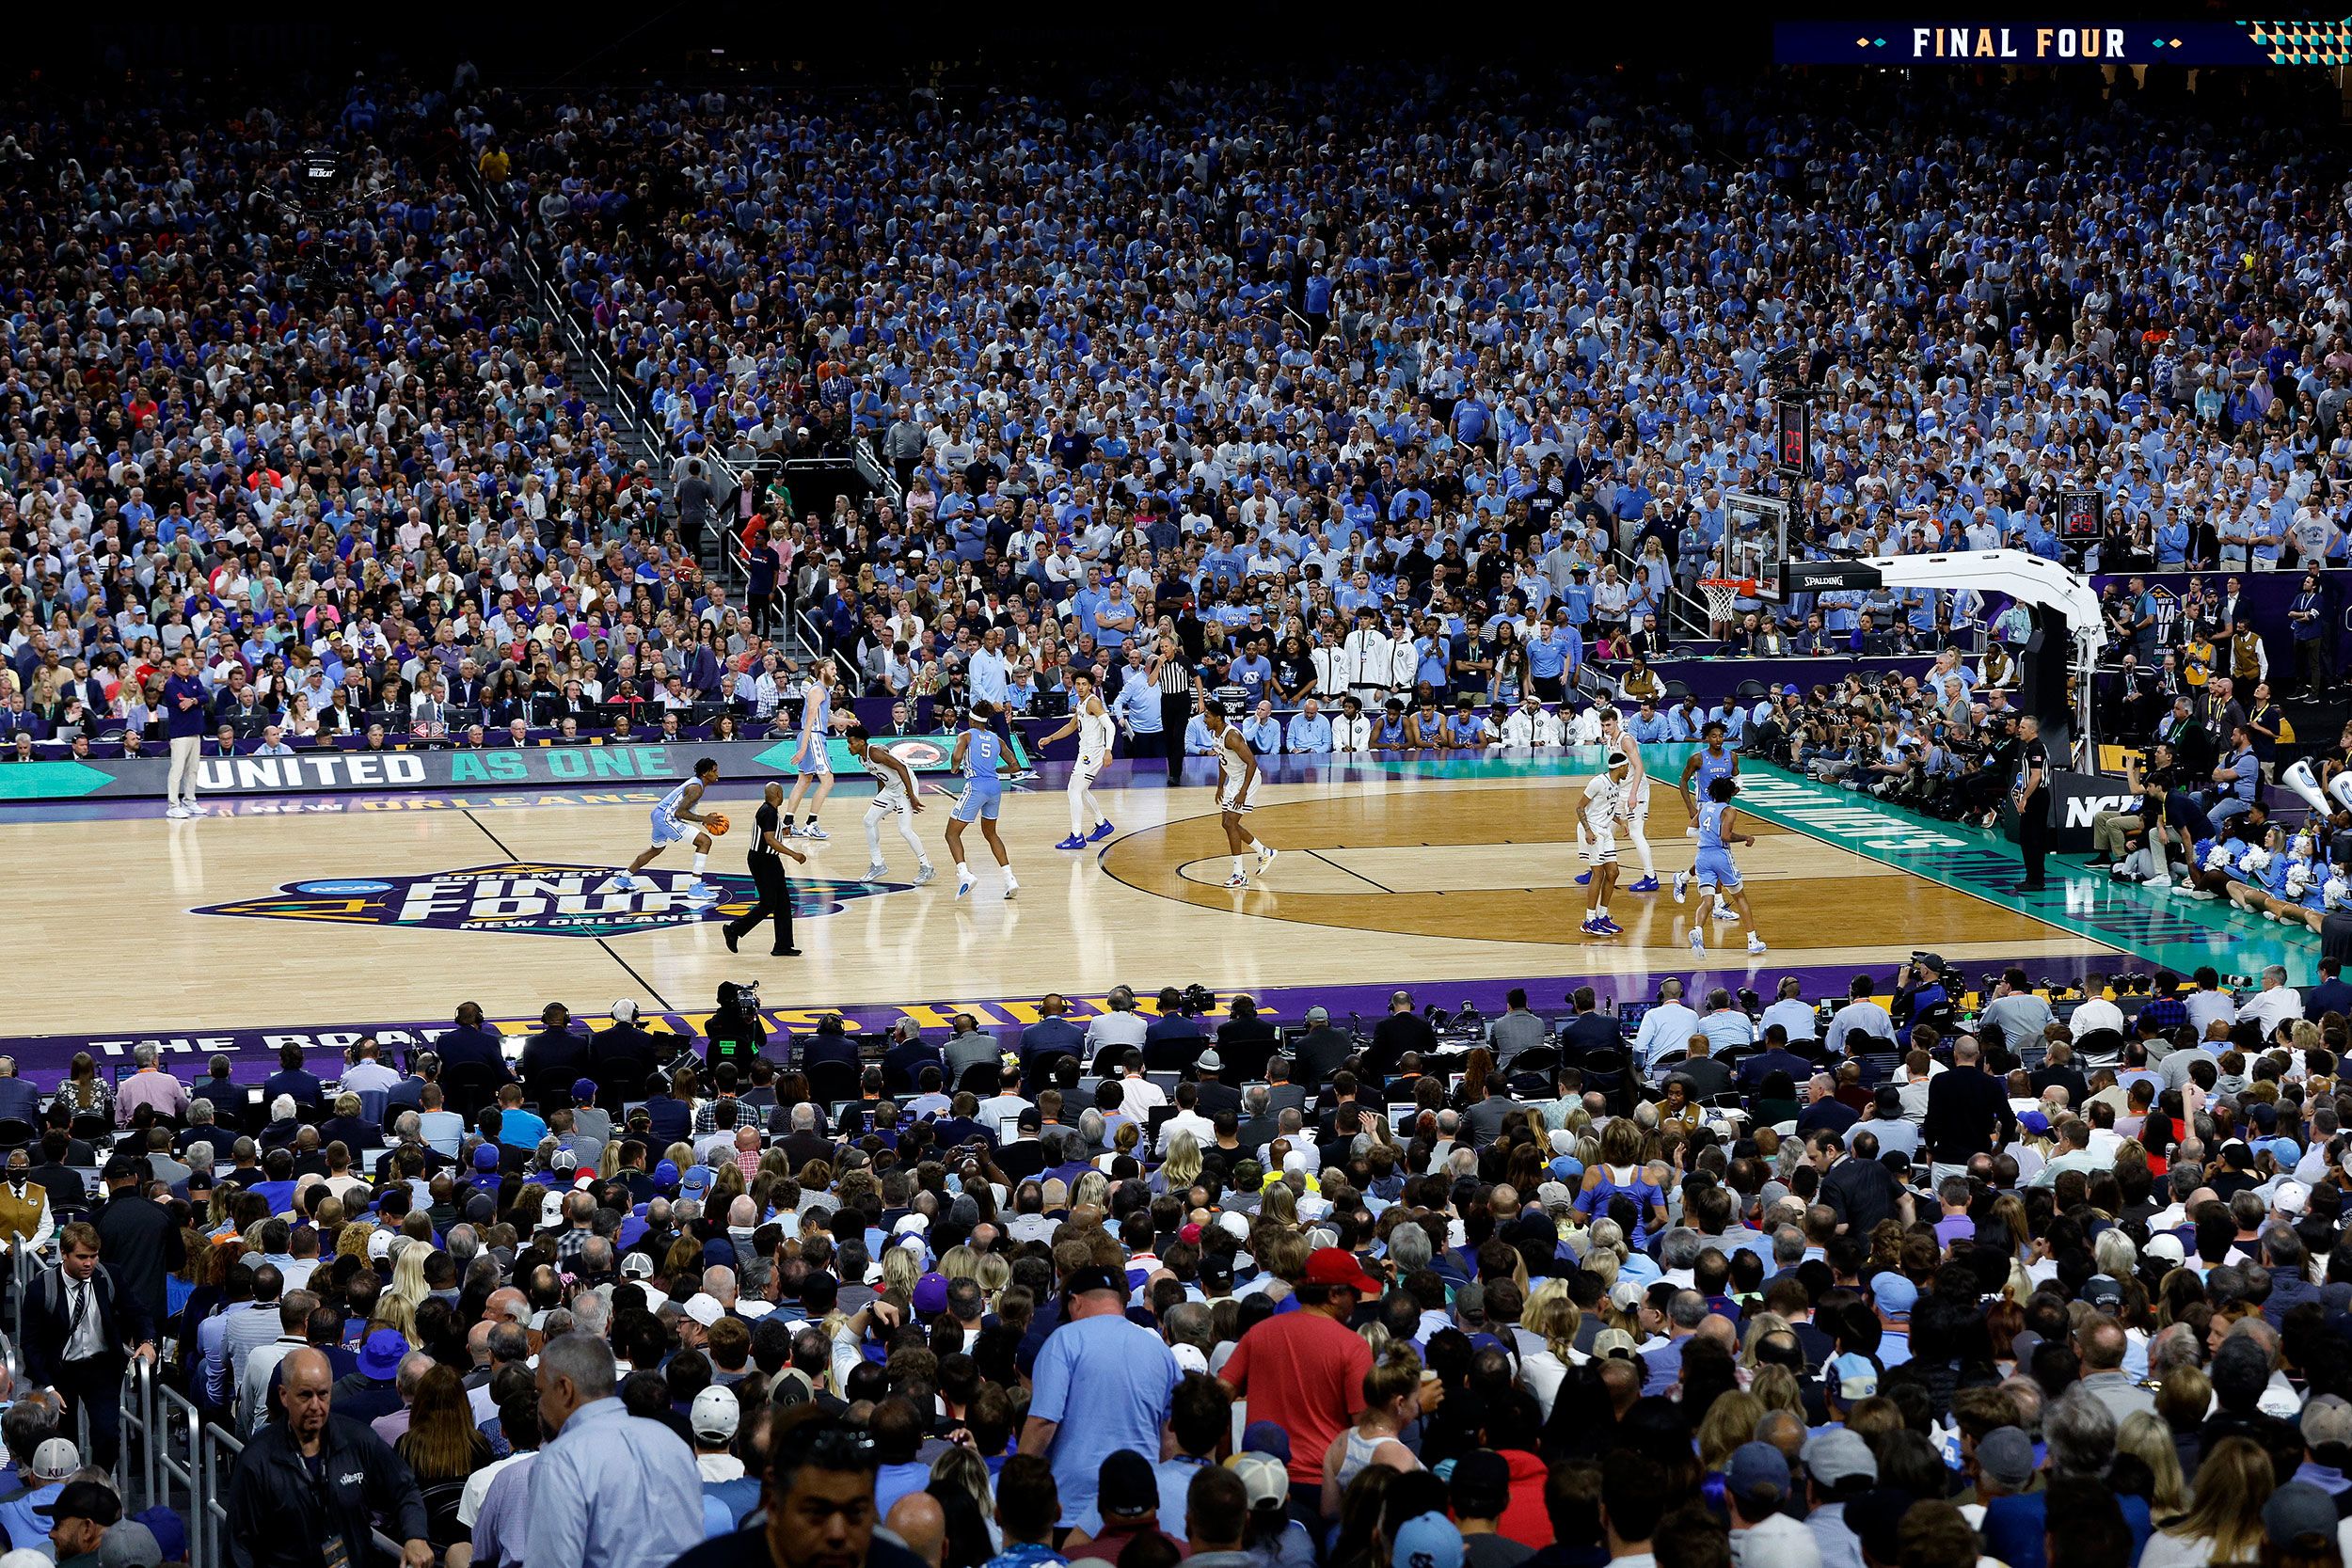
[1038,671,1118,849]
[1580,751,1632,937]
[779,659,844,839]
[1578,706,1660,892]
[845,723,935,884]
[1202,699,1278,887]
[616,756,723,898]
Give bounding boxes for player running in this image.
[1687,774,1767,956]
[1579,706,1660,893]
[1581,750,1632,936]
[1039,670,1117,849]
[1675,721,1740,911]
[779,659,844,839]
[617,756,724,899]
[1202,699,1278,887]
[845,723,935,885]
[946,702,1019,900]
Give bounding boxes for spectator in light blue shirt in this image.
[1184,711,1219,754]
[969,630,1011,709]
[1286,700,1334,753]
[524,1334,704,1568]
[1241,702,1281,755]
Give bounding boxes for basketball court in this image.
[2,747,2300,1058]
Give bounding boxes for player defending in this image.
[1688,775,1767,956]
[846,723,935,885]
[1675,721,1740,911]
[946,702,1019,900]
[1202,699,1277,887]
[779,659,844,839]
[1581,750,1631,936]
[618,756,723,899]
[1579,706,1661,893]
[1040,670,1117,849]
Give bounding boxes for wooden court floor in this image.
[5,769,2115,1036]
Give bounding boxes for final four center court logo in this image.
[193,862,905,939]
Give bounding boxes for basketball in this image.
[705,814,730,837]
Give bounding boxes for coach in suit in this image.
[1922,1037,2016,1181]
[25,1221,155,1469]
[590,1003,665,1101]
[1020,998,1088,1090]
[519,1004,592,1108]
[92,1155,183,1334]
[432,1005,513,1081]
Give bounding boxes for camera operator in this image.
[1891,952,1959,1045]
[707,981,768,1070]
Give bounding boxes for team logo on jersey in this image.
[193,861,904,939]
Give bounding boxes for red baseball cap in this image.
[1304,1247,1382,1297]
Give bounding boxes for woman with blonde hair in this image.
[1156,1132,1203,1196]
[1320,1348,1424,1518]
[386,1240,430,1317]
[1096,1119,1142,1174]
[2116,1411,2187,1520]
[2140,1433,2274,1567]
[1698,1389,1764,1475]
[1749,1365,1804,1418]
[1518,1282,1587,1419]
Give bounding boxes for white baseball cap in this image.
[683,1292,725,1329]
[2277,1180,2312,1217]
[691,1385,740,1442]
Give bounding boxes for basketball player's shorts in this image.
[1217,773,1260,814]
[1582,826,1619,865]
[796,733,832,777]
[1693,847,1742,891]
[1629,779,1651,818]
[650,809,691,847]
[867,789,913,817]
[952,777,1003,823]
[1074,752,1107,788]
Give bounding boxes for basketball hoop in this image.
[1698,578,1756,626]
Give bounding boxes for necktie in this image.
[69,1280,87,1341]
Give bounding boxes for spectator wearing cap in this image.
[0,1436,80,1551]
[1449,1450,1534,1568]
[332,1330,413,1426]
[1866,1274,1916,1368]
[97,1517,162,1568]
[2292,1394,2352,1498]
[1063,1449,1185,1562]
[1022,1265,1181,1528]
[691,1385,744,1482]
[1724,1441,1818,1568]
[38,1478,120,1568]
[1958,1427,2037,1528]
[1800,1429,1877,1568]
[1218,1249,1378,1503]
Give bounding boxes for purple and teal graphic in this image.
[193,861,903,939]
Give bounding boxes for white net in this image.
[1699,579,1749,627]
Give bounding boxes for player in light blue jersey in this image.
[1675,721,1742,918]
[1686,774,1766,956]
[946,701,1019,900]
[617,756,724,899]
[780,659,844,839]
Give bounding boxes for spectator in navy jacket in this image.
[0,1058,42,1126]
[262,1047,324,1112]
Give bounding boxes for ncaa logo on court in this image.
[193,861,905,939]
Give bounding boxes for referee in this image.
[724,781,807,956]
[2012,714,2052,895]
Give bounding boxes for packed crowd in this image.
[458,66,2352,727]
[0,961,2347,1568]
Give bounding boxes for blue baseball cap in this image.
[1868,1271,1919,1320]
[1391,1513,1463,1568]
[1726,1440,1793,1503]
[653,1159,680,1191]
[1242,1421,1292,1464]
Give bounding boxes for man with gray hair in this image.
[1641,1289,1709,1396]
[526,1333,703,1568]
[117,1043,188,1126]
[1982,1386,2142,1568]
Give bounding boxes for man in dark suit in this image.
[188,1057,245,1129]
[1021,997,1089,1088]
[25,1220,155,1469]
[1817,1130,1902,1236]
[774,1102,834,1171]
[261,1046,324,1110]
[2306,957,2352,1022]
[0,1060,41,1126]
[882,1027,945,1098]
[432,1004,513,1080]
[518,1003,590,1109]
[26,1130,86,1212]
[1292,1007,1356,1085]
[589,1003,665,1101]
[2026,1041,2090,1112]
[1922,1037,2016,1179]
[1142,989,1205,1070]
[91,1155,183,1334]
[1191,1051,1243,1119]
[1366,990,1437,1076]
[1559,987,1623,1057]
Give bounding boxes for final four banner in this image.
[0,732,1026,806]
[1772,18,2352,66]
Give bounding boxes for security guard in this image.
[724,781,807,957]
